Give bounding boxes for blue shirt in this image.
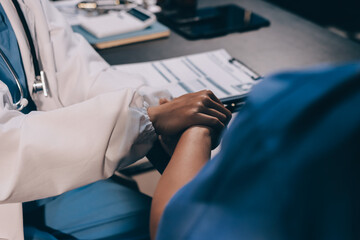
[157,63,360,240]
[0,3,35,113]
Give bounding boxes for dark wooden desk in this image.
[98,0,360,76]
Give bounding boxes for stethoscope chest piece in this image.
[33,70,49,97]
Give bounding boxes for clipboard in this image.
[221,58,262,111]
[114,49,263,112]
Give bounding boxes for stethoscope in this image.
[0,0,48,111]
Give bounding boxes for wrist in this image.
[182,126,212,142]
[171,126,212,165]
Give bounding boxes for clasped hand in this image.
[147,90,232,151]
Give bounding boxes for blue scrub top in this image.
[157,63,360,240]
[0,4,35,113]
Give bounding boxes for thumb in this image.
[159,98,170,105]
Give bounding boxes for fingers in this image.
[206,99,232,123]
[182,90,231,119]
[203,90,222,104]
[201,107,228,125]
[185,90,232,128]
[198,93,232,124]
[193,113,225,131]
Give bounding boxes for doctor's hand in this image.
[147,90,232,136]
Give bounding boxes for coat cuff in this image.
[135,102,157,145]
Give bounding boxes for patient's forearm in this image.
[150,127,212,239]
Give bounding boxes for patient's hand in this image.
[148,90,232,136]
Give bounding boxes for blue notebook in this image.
[72,21,170,49]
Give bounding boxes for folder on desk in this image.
[72,22,170,49]
[115,49,262,106]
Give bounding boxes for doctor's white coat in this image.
[0,0,168,239]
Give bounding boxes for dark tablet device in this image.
[158,4,270,40]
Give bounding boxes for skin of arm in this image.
[150,126,212,239]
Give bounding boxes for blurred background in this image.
[266,0,360,42]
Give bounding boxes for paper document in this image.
[115,49,260,102]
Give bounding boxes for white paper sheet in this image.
[115,49,259,101]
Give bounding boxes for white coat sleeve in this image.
[0,0,168,203]
[0,80,156,203]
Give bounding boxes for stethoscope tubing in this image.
[11,0,41,77]
[0,47,27,110]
